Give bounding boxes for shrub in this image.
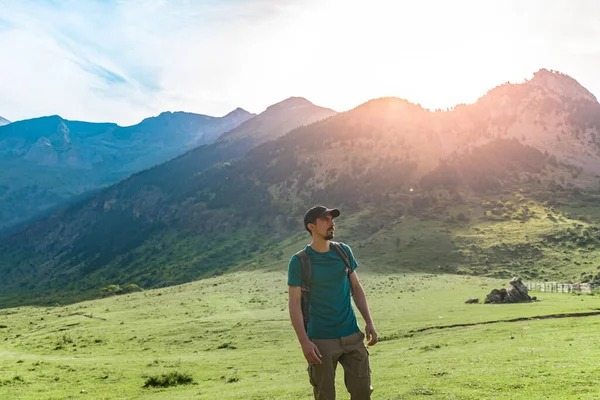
[99,284,122,297]
[143,371,194,388]
[456,213,469,222]
[100,283,143,297]
[123,284,143,293]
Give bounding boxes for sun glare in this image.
[287,0,541,113]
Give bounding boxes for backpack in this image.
[294,241,353,332]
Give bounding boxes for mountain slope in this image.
[0,108,254,231]
[2,69,600,306]
[449,69,600,169]
[0,116,10,126]
[0,98,337,303]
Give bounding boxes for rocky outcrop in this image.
[485,277,532,304]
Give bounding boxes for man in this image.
[288,205,378,400]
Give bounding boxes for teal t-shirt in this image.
[288,242,360,339]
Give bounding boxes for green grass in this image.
[2,268,600,399]
[342,192,600,283]
[4,183,600,398]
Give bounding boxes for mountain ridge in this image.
[0,107,256,231]
[2,69,600,306]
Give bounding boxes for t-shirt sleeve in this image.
[341,243,359,272]
[288,255,302,286]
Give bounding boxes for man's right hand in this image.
[301,340,323,365]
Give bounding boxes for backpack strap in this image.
[330,241,355,295]
[295,250,311,331]
[295,250,312,292]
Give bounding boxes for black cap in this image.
[304,205,340,232]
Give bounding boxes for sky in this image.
[1,0,600,126]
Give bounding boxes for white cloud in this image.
[1,0,600,124]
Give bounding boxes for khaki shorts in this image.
[307,331,373,400]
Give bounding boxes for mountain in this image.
[0,116,10,126]
[0,97,337,304]
[1,69,600,306]
[0,108,254,231]
[219,97,334,142]
[449,69,600,167]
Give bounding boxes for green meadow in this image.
[4,191,600,399]
[2,267,600,399]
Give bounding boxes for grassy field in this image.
[2,261,600,399]
[4,192,600,399]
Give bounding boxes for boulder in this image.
[485,277,532,304]
[484,288,507,304]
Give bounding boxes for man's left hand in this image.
[365,322,378,346]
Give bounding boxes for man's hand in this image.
[365,322,378,346]
[301,339,323,365]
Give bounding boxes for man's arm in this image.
[349,272,378,346]
[288,286,322,364]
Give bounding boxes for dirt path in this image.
[411,310,600,333]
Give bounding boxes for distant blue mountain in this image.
[0,97,337,304]
[0,108,254,231]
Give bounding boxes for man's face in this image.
[312,214,335,240]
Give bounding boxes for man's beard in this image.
[325,231,334,240]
